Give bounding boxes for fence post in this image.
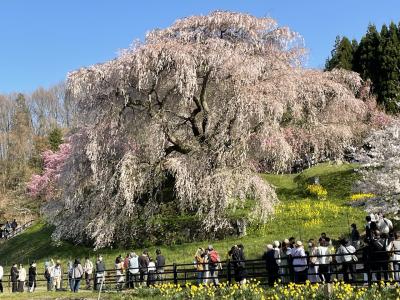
[93,268,97,291]
[227,260,232,285]
[173,263,178,285]
[125,267,129,289]
[367,252,372,286]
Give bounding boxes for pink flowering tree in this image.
[47,12,384,248]
[27,143,71,200]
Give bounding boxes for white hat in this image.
[273,241,280,247]
[296,241,303,247]
[266,244,273,250]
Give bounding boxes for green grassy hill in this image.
[0,162,365,270]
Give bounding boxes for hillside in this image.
[0,162,366,269]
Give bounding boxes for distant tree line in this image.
[325,22,400,113]
[0,82,76,194]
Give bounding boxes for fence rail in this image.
[3,248,400,293]
[1,219,35,240]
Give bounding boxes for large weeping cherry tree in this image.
[47,12,381,248]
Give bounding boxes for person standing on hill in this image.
[202,249,210,284]
[18,264,26,292]
[292,241,308,283]
[263,244,279,286]
[53,261,62,291]
[194,248,205,285]
[95,256,106,290]
[147,257,156,286]
[123,254,130,271]
[115,256,125,290]
[307,239,319,283]
[155,249,165,283]
[128,252,139,288]
[351,224,360,249]
[28,262,36,292]
[377,213,393,236]
[208,245,221,286]
[84,257,93,290]
[336,239,356,283]
[11,219,17,232]
[72,259,84,292]
[138,251,149,286]
[365,215,377,241]
[10,263,18,292]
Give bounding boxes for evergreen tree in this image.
[377,22,400,113]
[353,24,381,86]
[325,36,355,71]
[48,127,63,151]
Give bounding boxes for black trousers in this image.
[294,269,307,283]
[18,280,24,292]
[11,281,17,292]
[342,262,355,283]
[0,279,3,292]
[128,273,139,288]
[318,264,331,283]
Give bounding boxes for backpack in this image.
[44,268,50,280]
[209,250,220,264]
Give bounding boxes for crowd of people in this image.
[0,219,18,239]
[262,213,397,286]
[0,212,399,293]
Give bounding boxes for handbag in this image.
[345,246,358,262]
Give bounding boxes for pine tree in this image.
[377,22,400,112]
[48,127,63,151]
[325,36,355,71]
[353,24,381,86]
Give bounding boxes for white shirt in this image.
[0,266,3,280]
[378,218,393,234]
[316,246,329,265]
[148,262,156,272]
[129,256,139,274]
[53,266,62,278]
[336,245,355,263]
[291,247,307,272]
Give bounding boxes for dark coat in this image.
[156,255,165,270]
[263,250,279,272]
[138,255,149,272]
[96,261,106,273]
[10,266,18,281]
[28,266,36,286]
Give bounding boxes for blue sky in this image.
[1,0,399,93]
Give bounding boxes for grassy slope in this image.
[0,163,365,270]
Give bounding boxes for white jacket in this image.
[18,268,26,281]
[84,260,93,275]
[336,245,355,264]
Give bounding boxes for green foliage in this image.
[353,24,381,85]
[377,22,400,113]
[330,22,400,113]
[47,127,63,151]
[325,36,355,71]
